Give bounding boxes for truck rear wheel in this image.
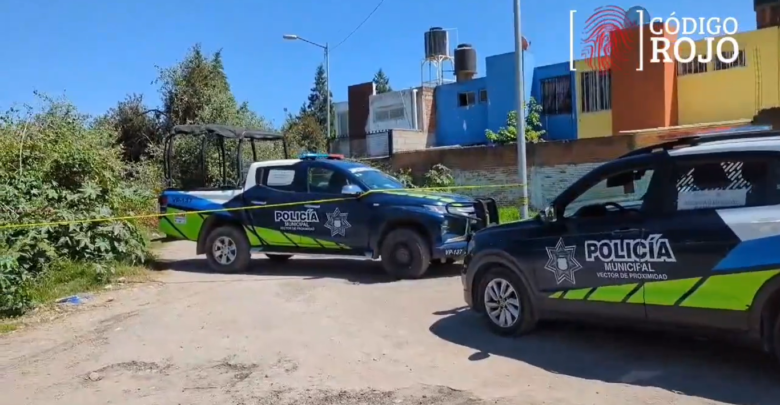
[205,225,250,273]
[380,228,431,279]
[773,309,780,364]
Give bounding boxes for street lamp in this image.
[513,0,529,219]
[283,34,331,142]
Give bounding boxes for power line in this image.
[331,0,385,50]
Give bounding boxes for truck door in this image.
[535,157,665,322]
[242,163,320,250]
[644,152,779,331]
[303,162,371,252]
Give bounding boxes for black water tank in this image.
[424,27,449,58]
[454,44,477,82]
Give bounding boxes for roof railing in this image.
[620,128,780,158]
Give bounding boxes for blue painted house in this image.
[434,50,578,145]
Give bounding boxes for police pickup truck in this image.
[159,153,499,279]
[461,130,780,363]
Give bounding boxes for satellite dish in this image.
[625,5,650,26]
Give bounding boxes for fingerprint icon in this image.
[581,5,636,71]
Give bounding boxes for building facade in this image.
[532,23,780,139]
[433,51,536,146]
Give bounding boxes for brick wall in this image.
[385,134,653,208]
[391,129,435,152]
[420,87,436,135]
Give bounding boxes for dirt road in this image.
[1,241,778,404]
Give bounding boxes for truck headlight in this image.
[424,205,446,214]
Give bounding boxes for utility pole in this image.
[513,0,529,218]
[325,42,331,143]
[283,34,332,146]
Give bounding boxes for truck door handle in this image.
[304,204,320,209]
[612,228,640,236]
[251,200,266,205]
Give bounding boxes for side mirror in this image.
[341,184,362,196]
[541,206,557,223]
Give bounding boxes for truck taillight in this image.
[158,196,168,212]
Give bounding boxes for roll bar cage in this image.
[162,124,287,188]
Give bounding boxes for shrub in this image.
[0,95,149,316]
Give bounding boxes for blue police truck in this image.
[158,124,499,279]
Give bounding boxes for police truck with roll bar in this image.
[157,124,500,279]
[461,128,780,363]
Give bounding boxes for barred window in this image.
[714,50,746,70]
[580,70,611,113]
[541,75,572,115]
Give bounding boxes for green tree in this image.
[152,43,278,187]
[282,110,327,154]
[485,97,545,144]
[98,94,162,162]
[373,69,392,93]
[155,43,270,130]
[303,64,335,138]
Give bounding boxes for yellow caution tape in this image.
[0,183,527,230]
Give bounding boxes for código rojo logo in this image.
[569,5,741,71]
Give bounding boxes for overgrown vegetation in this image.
[0,43,287,317]
[485,96,545,144]
[0,95,153,316]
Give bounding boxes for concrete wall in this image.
[334,101,349,138]
[434,77,489,146]
[380,134,650,209]
[330,129,435,158]
[485,52,534,133]
[530,61,577,140]
[676,27,780,125]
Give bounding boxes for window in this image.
[677,60,708,76]
[580,70,611,113]
[458,92,476,107]
[350,167,404,190]
[479,89,488,103]
[714,50,746,70]
[336,111,349,138]
[373,107,405,122]
[564,167,655,218]
[672,158,770,211]
[262,167,302,192]
[541,75,573,115]
[308,167,350,194]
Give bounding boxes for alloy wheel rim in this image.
[484,278,521,328]
[213,236,237,265]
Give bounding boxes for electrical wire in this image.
[331,0,385,50]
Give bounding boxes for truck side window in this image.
[262,166,302,192]
[564,168,655,218]
[672,158,770,211]
[308,167,350,194]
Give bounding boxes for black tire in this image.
[773,310,780,364]
[265,254,292,262]
[477,266,536,336]
[380,228,431,279]
[204,225,250,273]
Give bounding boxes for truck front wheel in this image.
[380,228,431,279]
[205,225,251,273]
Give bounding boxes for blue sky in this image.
[1,0,755,128]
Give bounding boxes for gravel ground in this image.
[1,241,778,405]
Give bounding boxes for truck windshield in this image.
[352,168,405,190]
